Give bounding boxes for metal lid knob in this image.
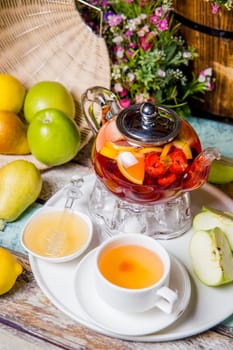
[116,102,181,146]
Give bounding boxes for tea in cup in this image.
[94,234,178,313]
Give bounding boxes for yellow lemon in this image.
[0,73,25,114]
[0,247,23,295]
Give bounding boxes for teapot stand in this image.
[88,179,192,239]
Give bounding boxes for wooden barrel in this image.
[173,0,233,119]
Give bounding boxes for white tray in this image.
[29,174,233,342]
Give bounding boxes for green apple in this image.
[27,108,80,166]
[190,227,233,286]
[24,81,75,123]
[208,158,233,184]
[193,206,233,250]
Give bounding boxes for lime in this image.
[208,158,233,184]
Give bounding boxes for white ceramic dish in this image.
[21,206,93,263]
[29,174,233,342]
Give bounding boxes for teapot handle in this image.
[81,86,122,135]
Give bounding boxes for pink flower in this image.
[128,42,137,49]
[139,32,154,51]
[126,49,135,57]
[114,83,123,93]
[124,0,133,2]
[125,30,133,38]
[108,14,122,26]
[127,73,135,82]
[157,69,166,78]
[211,4,219,13]
[198,67,214,90]
[198,68,212,82]
[114,45,125,59]
[206,81,215,91]
[120,98,131,108]
[155,7,163,17]
[139,0,147,6]
[138,25,149,37]
[150,14,159,24]
[157,19,168,31]
[119,88,128,97]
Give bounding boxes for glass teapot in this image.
[82,86,220,204]
[81,86,220,238]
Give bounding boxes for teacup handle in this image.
[155,286,178,314]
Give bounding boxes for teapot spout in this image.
[183,147,221,190]
[81,86,122,135]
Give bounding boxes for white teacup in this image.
[94,234,178,313]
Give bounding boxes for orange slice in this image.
[117,152,145,185]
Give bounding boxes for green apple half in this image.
[193,206,233,250]
[27,108,80,166]
[190,227,233,286]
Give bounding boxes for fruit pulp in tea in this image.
[23,210,89,257]
[98,244,164,289]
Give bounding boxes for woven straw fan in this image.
[0,0,110,170]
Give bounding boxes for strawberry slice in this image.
[145,152,170,178]
[169,149,188,174]
[157,173,177,186]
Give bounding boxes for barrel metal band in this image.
[174,12,233,39]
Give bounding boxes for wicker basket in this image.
[0,0,110,169]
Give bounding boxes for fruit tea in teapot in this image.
[82,87,220,238]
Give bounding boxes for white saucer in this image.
[73,249,191,336]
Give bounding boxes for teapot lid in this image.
[116,102,181,146]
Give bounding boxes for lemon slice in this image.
[100,141,119,159]
[110,141,138,152]
[172,139,192,159]
[139,146,163,154]
[100,141,137,159]
[160,143,172,159]
[117,152,145,185]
